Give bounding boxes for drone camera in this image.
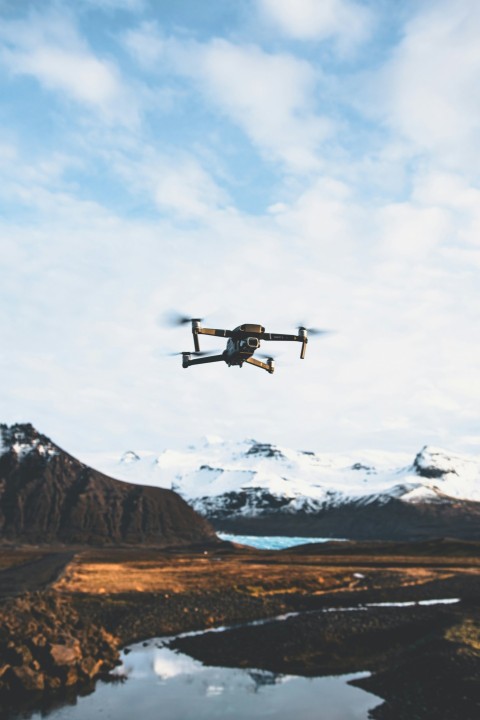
[247,337,260,349]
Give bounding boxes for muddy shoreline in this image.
[0,540,479,719]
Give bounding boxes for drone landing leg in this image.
[245,357,274,374]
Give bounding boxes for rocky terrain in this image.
[0,423,217,547]
[88,438,480,540]
[0,541,479,719]
[0,591,119,698]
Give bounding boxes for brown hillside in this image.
[0,424,217,547]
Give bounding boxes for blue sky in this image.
[1,0,479,458]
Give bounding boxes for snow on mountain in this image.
[83,439,480,518]
[0,423,59,461]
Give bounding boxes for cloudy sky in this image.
[1,0,479,458]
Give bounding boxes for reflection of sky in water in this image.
[30,638,379,720]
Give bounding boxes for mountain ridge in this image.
[0,423,217,547]
[85,438,480,541]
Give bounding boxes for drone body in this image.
[178,320,312,374]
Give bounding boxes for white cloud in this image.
[20,47,121,106]
[377,202,449,260]
[122,28,332,172]
[94,134,231,219]
[152,156,230,219]
[123,21,165,68]
[0,10,139,125]
[269,176,364,272]
[412,171,480,248]
[187,40,330,172]
[378,0,480,171]
[0,136,86,211]
[257,0,373,50]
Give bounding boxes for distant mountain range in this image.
[2,424,479,543]
[0,424,216,547]
[85,438,480,541]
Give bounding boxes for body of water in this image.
[217,533,346,549]
[28,638,378,720]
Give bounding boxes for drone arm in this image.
[197,327,233,338]
[260,332,301,342]
[191,323,232,352]
[245,356,274,374]
[260,331,308,359]
[183,353,226,368]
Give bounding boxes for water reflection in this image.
[26,638,378,720]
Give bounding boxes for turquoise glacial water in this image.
[217,533,346,550]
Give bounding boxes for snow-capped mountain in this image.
[85,439,480,541]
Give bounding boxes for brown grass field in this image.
[53,545,478,599]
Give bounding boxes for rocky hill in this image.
[86,439,480,541]
[0,424,217,547]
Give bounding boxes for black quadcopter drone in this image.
[170,316,328,374]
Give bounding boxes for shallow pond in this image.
[27,637,379,720]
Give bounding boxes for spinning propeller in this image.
[165,312,204,327]
[297,324,330,336]
[167,350,218,357]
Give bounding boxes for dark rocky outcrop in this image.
[246,442,285,459]
[0,592,120,705]
[0,423,217,547]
